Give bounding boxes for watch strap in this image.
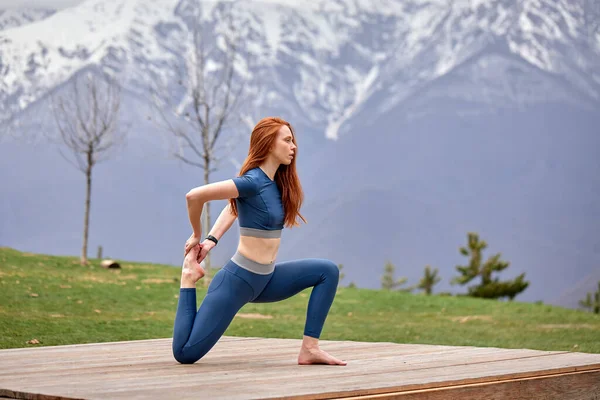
[205,235,218,245]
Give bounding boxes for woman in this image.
[172,116,347,366]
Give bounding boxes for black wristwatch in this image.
[205,235,218,246]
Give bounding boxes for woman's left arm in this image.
[184,179,240,255]
[196,203,237,262]
[206,203,237,243]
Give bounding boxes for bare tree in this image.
[150,5,250,271]
[51,70,126,265]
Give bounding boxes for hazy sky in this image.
[0,0,84,9]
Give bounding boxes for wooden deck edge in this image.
[267,364,600,400]
[0,389,81,400]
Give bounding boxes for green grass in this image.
[1,246,599,353]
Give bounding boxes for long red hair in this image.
[229,117,306,227]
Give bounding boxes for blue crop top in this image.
[232,167,284,238]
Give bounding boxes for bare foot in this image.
[298,346,347,366]
[181,244,205,288]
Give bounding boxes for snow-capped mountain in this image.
[1,0,599,139]
[0,8,56,31]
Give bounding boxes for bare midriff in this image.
[237,236,280,264]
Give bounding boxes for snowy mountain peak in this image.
[1,0,599,140]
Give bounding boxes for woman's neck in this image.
[259,158,279,181]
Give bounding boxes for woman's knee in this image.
[173,349,198,364]
[173,345,208,365]
[320,259,339,282]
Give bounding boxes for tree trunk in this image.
[202,158,211,271]
[82,152,92,265]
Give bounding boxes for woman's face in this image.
[271,125,296,165]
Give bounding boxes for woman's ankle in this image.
[301,335,320,350]
[180,271,198,288]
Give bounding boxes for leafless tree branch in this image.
[148,3,253,271]
[50,70,126,264]
[174,153,204,168]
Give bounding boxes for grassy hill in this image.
[1,247,599,353]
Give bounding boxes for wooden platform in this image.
[1,336,599,399]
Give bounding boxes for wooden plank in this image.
[0,343,561,382]
[3,352,598,399]
[1,337,599,400]
[66,353,600,399]
[0,339,490,373]
[0,336,260,357]
[0,341,394,373]
[0,348,584,386]
[0,340,466,368]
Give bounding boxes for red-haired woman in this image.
[172,117,347,366]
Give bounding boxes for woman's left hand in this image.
[184,234,200,256]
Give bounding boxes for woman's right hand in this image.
[184,234,200,256]
[196,239,216,264]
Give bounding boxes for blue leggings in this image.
[172,256,340,364]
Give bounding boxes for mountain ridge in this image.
[1,0,599,137]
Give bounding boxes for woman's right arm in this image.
[185,179,239,244]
